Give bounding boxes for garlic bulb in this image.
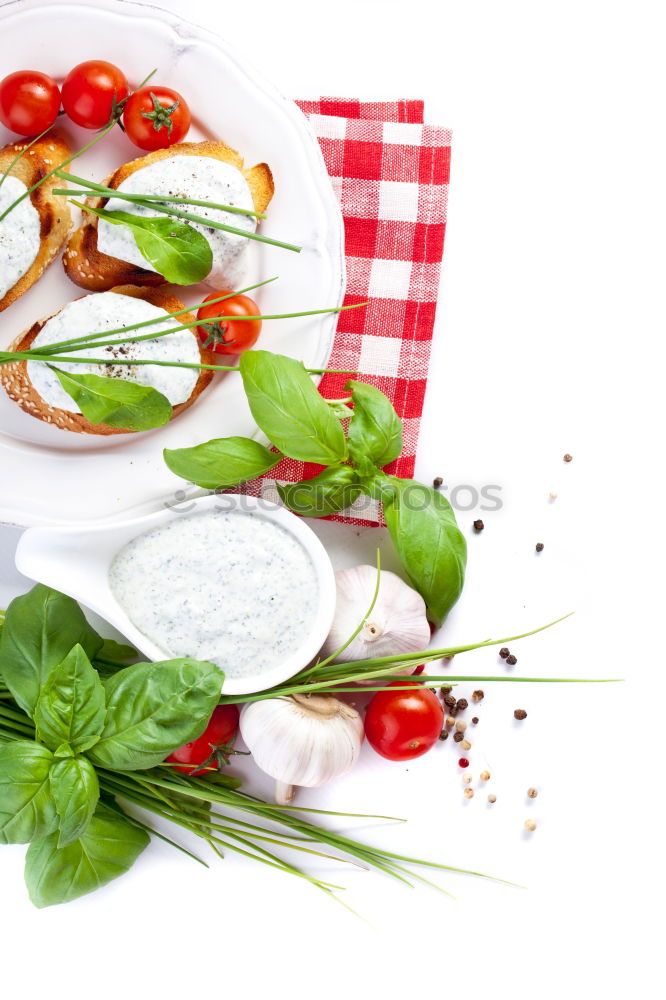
[319,566,430,678]
[240,694,364,805]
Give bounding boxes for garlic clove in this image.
[319,566,431,681]
[240,694,365,803]
[275,781,296,805]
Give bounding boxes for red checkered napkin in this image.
[240,97,451,525]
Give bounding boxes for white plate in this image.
[0,0,345,526]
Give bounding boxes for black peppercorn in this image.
[506,654,517,666]
[438,730,449,741]
[444,694,457,709]
[456,698,468,712]
[433,476,444,489]
[499,647,510,659]
[514,708,527,720]
[536,542,544,552]
[453,731,464,743]
[473,519,484,532]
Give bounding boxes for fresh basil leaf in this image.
[49,366,173,432]
[383,477,467,626]
[97,639,137,663]
[0,742,58,844]
[346,380,403,469]
[88,659,224,771]
[24,802,149,908]
[240,351,347,464]
[277,465,362,518]
[34,645,105,755]
[82,202,213,284]
[49,756,99,847]
[164,436,281,490]
[0,585,103,716]
[94,638,139,670]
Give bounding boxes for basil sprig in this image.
[163,352,466,624]
[0,585,223,904]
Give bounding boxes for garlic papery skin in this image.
[239,694,365,805]
[319,566,431,678]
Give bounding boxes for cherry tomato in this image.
[122,85,191,150]
[61,60,128,129]
[364,682,444,761]
[196,292,262,354]
[166,704,240,775]
[0,70,61,135]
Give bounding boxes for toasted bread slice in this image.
[63,141,274,291]
[0,285,215,435]
[0,133,72,313]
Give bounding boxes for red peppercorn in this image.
[458,757,470,768]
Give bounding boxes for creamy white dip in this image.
[0,176,41,301]
[97,156,256,287]
[27,292,200,412]
[109,509,320,680]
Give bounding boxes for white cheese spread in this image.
[0,176,41,302]
[26,292,200,412]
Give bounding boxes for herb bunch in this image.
[164,350,468,625]
[0,585,498,909]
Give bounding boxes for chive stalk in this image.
[0,352,356,376]
[74,199,301,254]
[28,302,366,358]
[28,278,281,355]
[53,169,266,218]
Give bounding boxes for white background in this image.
[1,0,663,997]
